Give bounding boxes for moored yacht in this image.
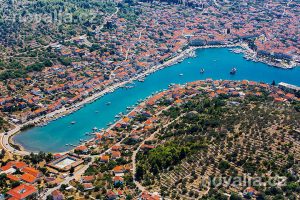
[230,67,237,75]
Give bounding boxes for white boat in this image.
[70,121,76,125]
[230,67,237,75]
[179,73,183,76]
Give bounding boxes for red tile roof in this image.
[21,167,41,177]
[21,173,37,183]
[7,174,20,182]
[7,184,37,200]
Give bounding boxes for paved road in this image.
[41,130,130,199]
[0,126,28,155]
[41,158,94,199]
[0,107,68,156]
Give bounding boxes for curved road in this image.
[1,7,122,157]
[41,133,129,199]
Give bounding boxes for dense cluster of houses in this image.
[0,161,42,199]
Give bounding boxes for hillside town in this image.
[0,79,299,199]
[0,0,300,199]
[0,0,299,128]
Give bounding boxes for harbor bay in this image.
[14,48,300,152]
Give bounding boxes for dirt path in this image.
[131,110,182,192]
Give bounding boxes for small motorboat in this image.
[106,102,111,105]
[200,68,205,74]
[70,121,76,125]
[230,67,237,75]
[179,73,183,76]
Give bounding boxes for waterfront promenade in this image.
[4,46,197,155]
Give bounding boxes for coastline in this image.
[236,43,298,69]
[3,43,298,155]
[3,45,199,155]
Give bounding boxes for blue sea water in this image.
[14,48,300,153]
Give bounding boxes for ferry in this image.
[230,67,237,75]
[200,68,205,74]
